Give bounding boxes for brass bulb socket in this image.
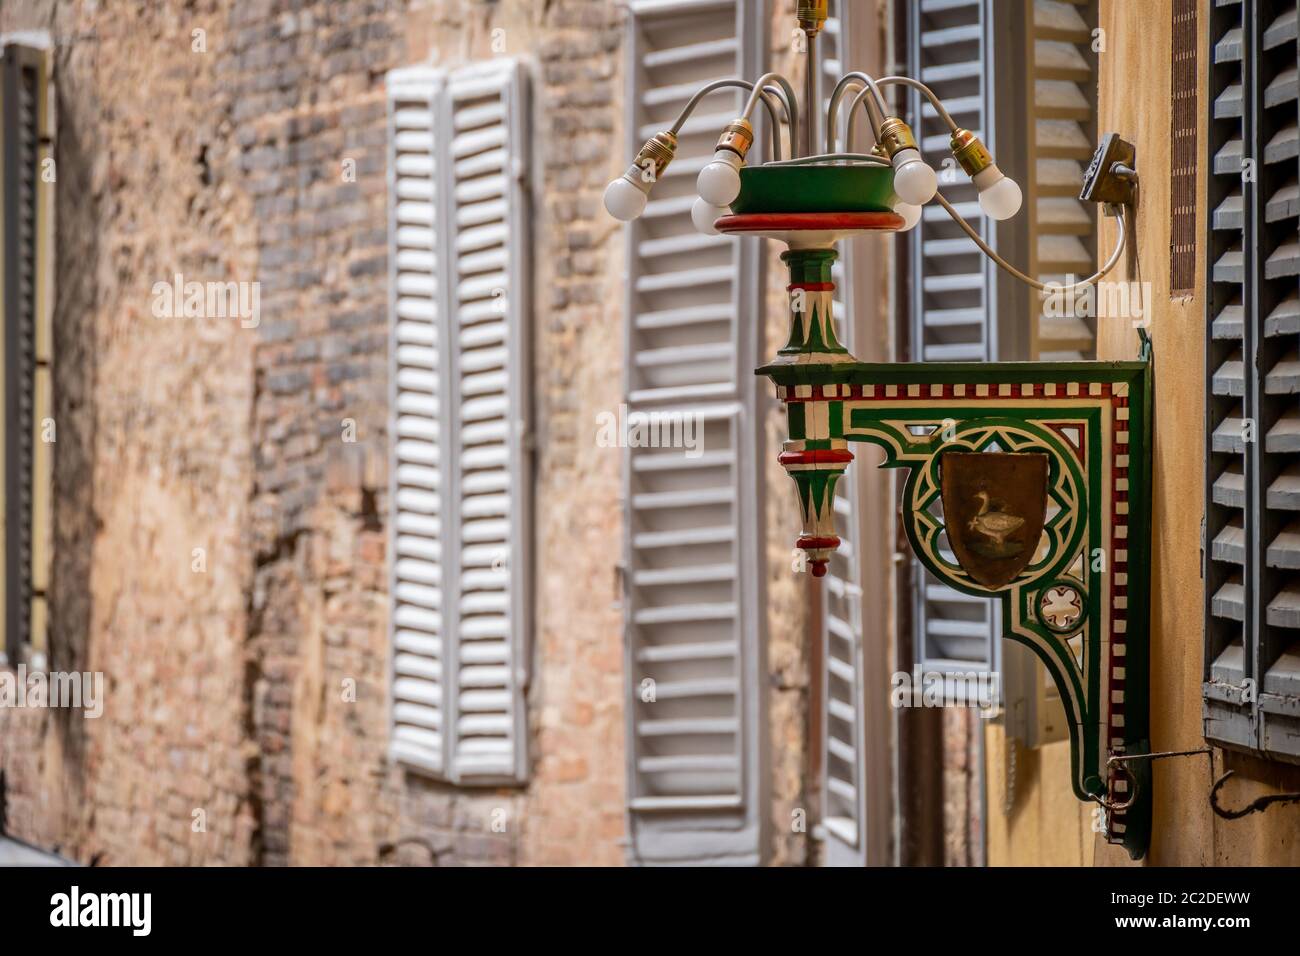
[634,130,678,181]
[950,128,994,177]
[796,0,829,34]
[715,118,755,159]
[877,116,919,159]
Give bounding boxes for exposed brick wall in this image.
[0,0,811,867]
[0,0,261,866]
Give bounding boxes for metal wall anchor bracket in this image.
[1080,132,1138,206]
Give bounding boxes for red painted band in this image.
[716,211,905,233]
[779,450,854,465]
[798,535,841,550]
[786,282,836,292]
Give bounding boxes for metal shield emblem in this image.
[939,451,1050,589]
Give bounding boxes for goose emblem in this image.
[939,450,1049,589]
[968,491,1025,546]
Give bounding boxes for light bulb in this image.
[974,165,1023,220]
[691,197,728,235]
[892,199,922,232]
[603,169,650,221]
[891,148,938,206]
[697,149,744,206]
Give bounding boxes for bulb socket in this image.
[714,118,755,160]
[633,130,678,183]
[877,117,919,160]
[950,128,994,177]
[796,0,829,34]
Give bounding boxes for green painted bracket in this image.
[760,356,1154,860]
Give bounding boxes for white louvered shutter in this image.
[907,0,1000,699]
[387,59,532,785]
[444,60,532,782]
[623,0,768,864]
[819,1,871,866]
[388,66,448,775]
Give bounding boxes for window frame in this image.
[0,37,53,673]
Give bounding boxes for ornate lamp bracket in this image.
[744,211,1154,859]
[604,0,1146,855]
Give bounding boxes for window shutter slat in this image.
[623,0,767,864]
[387,60,531,784]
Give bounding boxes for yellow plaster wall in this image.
[986,0,1300,867]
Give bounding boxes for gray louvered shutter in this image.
[999,0,1097,747]
[907,0,1001,699]
[387,59,532,784]
[623,0,768,864]
[906,1,1097,726]
[819,1,871,866]
[1205,0,1300,758]
[1,41,51,669]
[1205,0,1251,748]
[1257,0,1300,758]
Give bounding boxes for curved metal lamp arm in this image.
[877,74,960,132]
[740,71,799,144]
[934,193,1130,293]
[845,84,884,152]
[667,78,789,162]
[826,71,888,152]
[759,85,789,162]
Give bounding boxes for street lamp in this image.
[606,0,1152,860]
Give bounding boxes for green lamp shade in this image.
[730,163,896,215]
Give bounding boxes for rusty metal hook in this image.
[1093,758,1138,813]
[1091,748,1214,813]
[1210,769,1300,820]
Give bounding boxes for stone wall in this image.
[0,0,814,866]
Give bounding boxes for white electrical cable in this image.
[934,193,1129,292]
